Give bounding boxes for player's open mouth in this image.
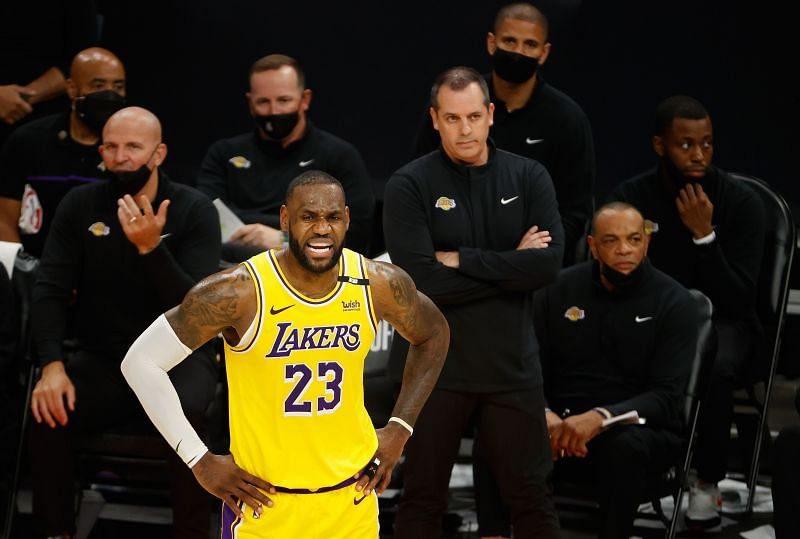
[306,242,333,257]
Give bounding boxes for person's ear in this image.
[652,135,665,157]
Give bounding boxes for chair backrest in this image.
[683,289,716,429]
[728,173,795,379]
[10,251,39,381]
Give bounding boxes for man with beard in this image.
[28,107,221,538]
[0,47,127,258]
[609,95,766,531]
[415,2,595,265]
[120,170,449,538]
[196,54,374,261]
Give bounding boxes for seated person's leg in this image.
[689,321,752,528]
[584,425,683,539]
[166,344,218,539]
[29,351,143,537]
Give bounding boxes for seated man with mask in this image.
[475,202,698,539]
[28,107,221,539]
[0,47,127,258]
[196,54,374,261]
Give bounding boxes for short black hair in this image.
[590,201,643,235]
[654,95,709,136]
[430,66,490,110]
[285,170,344,202]
[250,54,305,90]
[493,2,549,39]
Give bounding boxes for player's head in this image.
[67,47,127,133]
[247,54,311,142]
[429,66,494,166]
[652,95,713,184]
[588,202,650,289]
[281,171,349,274]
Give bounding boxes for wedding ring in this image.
[129,216,138,223]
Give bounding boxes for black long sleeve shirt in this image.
[536,260,698,432]
[383,145,563,392]
[415,76,595,264]
[610,165,765,324]
[196,124,375,254]
[32,171,221,364]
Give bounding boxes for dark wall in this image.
[98,0,799,211]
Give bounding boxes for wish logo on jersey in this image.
[266,322,362,358]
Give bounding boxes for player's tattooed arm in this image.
[358,260,449,494]
[166,264,256,350]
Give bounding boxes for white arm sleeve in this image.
[120,314,209,468]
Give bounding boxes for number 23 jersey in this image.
[225,248,379,489]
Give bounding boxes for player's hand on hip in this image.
[117,194,170,254]
[191,453,276,518]
[31,360,76,428]
[356,422,411,495]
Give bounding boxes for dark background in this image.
[92,0,798,217]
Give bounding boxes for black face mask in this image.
[491,48,540,84]
[597,257,646,293]
[254,111,300,141]
[104,164,152,196]
[74,90,126,132]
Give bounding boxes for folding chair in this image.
[728,173,795,514]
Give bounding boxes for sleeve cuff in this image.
[692,230,716,245]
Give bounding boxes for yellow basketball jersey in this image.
[225,248,379,489]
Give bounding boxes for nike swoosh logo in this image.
[500,196,519,205]
[635,316,653,323]
[299,159,315,167]
[270,304,295,315]
[353,493,368,505]
[525,138,544,145]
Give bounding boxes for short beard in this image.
[288,233,342,274]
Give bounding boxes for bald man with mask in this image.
[0,47,127,258]
[28,107,221,538]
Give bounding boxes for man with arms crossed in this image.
[122,170,449,538]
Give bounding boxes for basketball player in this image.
[121,170,449,538]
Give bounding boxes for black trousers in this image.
[393,387,560,539]
[28,349,218,538]
[694,320,752,483]
[476,425,682,538]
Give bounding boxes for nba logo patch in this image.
[564,306,585,322]
[435,197,456,211]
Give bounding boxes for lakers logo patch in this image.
[564,306,585,322]
[88,222,110,237]
[435,197,456,211]
[228,156,252,169]
[644,219,659,234]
